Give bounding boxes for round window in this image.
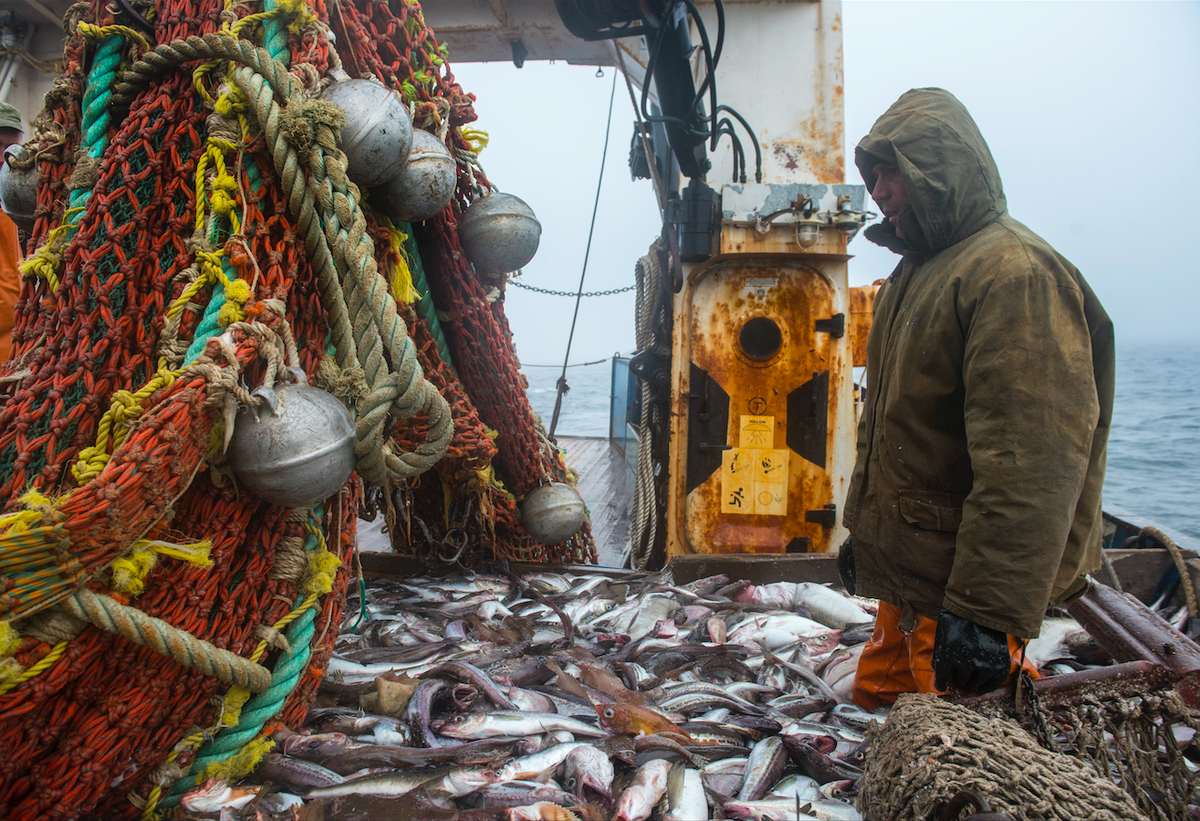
[739,316,783,361]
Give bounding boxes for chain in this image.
[508,278,637,298]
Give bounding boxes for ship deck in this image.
[556,436,635,568]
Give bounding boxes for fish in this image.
[724,796,824,820]
[433,711,608,739]
[612,758,672,821]
[737,736,787,801]
[792,584,874,631]
[228,567,1113,820]
[663,763,708,821]
[562,743,615,800]
[305,765,492,799]
[180,779,259,813]
[1025,616,1113,670]
[596,703,693,740]
[817,645,864,702]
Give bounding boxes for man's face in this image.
[871,162,910,237]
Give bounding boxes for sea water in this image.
[524,340,1200,541]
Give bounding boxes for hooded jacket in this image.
[842,89,1114,639]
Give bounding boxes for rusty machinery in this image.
[556,0,878,561]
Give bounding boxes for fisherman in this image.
[838,88,1114,706]
[0,102,23,361]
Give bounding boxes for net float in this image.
[228,368,357,509]
[320,78,413,189]
[458,191,541,274]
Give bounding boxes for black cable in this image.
[683,0,720,142]
[714,120,744,183]
[549,70,619,440]
[717,104,763,183]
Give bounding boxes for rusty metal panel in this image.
[668,255,854,557]
[848,284,878,368]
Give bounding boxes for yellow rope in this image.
[109,539,214,597]
[460,126,489,154]
[0,639,69,696]
[376,215,418,304]
[75,21,153,53]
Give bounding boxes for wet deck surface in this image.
[556,436,635,568]
[358,437,635,566]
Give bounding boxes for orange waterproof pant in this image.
[851,600,1039,709]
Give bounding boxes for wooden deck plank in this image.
[558,436,635,568]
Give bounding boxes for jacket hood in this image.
[856,88,1007,257]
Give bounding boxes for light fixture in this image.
[832,195,875,243]
[795,208,825,248]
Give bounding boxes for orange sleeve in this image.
[0,210,21,361]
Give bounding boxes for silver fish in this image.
[432,711,606,739]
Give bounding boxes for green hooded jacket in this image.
[843,88,1114,638]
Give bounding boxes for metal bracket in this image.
[814,312,845,338]
[805,503,837,528]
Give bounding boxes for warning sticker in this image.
[739,415,774,448]
[721,446,789,516]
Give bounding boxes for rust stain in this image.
[848,284,880,368]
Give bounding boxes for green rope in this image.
[402,223,453,368]
[66,34,125,223]
[184,158,263,364]
[261,0,289,66]
[161,604,318,807]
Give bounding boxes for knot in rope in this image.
[279,98,344,152]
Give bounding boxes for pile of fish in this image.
[177,567,1106,821]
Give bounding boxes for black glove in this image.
[837,536,856,596]
[931,609,1011,694]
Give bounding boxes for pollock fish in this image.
[663,763,708,821]
[613,758,672,821]
[433,711,607,739]
[562,742,614,800]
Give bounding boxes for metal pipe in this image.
[953,580,1200,710]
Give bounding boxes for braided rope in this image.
[60,588,272,692]
[109,32,451,486]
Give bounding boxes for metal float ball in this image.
[319,79,413,189]
[520,482,586,544]
[458,192,542,274]
[0,144,37,232]
[375,129,457,223]
[228,369,358,509]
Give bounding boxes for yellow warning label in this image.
[739,415,774,448]
[721,447,789,516]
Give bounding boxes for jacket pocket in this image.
[899,490,965,532]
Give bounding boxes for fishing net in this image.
[972,677,1200,821]
[0,0,592,817]
[860,692,1151,821]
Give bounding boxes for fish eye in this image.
[603,707,615,719]
[565,777,577,789]
[452,714,466,724]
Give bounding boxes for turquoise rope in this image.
[183,158,262,364]
[63,34,124,229]
[402,224,453,368]
[160,605,318,807]
[161,504,327,808]
[261,0,289,66]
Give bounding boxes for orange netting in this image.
[0,0,592,818]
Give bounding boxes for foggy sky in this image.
[450,1,1200,367]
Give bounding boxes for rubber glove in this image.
[837,536,856,596]
[931,609,1010,694]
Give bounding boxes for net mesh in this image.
[0,0,592,817]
